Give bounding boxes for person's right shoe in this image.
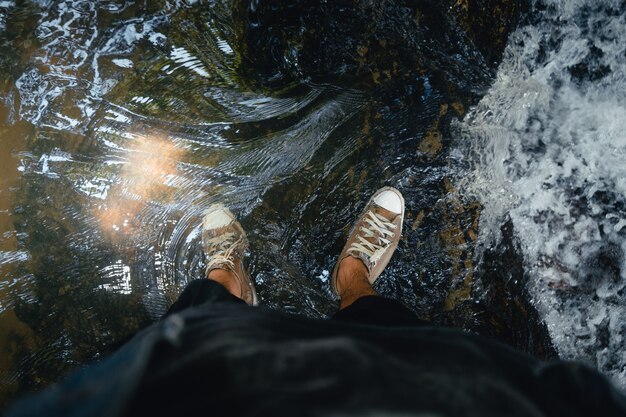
[202,204,258,306]
[331,187,405,297]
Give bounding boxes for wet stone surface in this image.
[234,0,527,91]
[0,0,553,408]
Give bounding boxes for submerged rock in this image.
[234,0,527,93]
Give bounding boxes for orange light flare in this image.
[95,135,186,239]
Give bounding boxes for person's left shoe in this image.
[202,204,258,306]
[331,187,405,297]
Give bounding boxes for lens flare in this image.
[95,135,184,239]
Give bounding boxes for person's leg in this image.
[164,278,246,316]
[167,204,258,317]
[331,255,427,326]
[113,206,255,351]
[333,256,377,310]
[202,204,258,305]
[330,187,427,327]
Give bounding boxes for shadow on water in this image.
[0,0,554,408]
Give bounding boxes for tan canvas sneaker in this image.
[331,187,405,297]
[202,204,258,306]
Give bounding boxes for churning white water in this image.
[0,1,14,33]
[457,0,626,388]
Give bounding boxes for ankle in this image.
[208,268,241,298]
[339,285,377,309]
[336,256,378,309]
[338,256,369,280]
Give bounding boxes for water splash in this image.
[0,1,15,33]
[456,0,626,388]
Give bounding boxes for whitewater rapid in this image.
[457,0,626,388]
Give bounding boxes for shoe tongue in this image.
[372,204,397,223]
[347,252,372,273]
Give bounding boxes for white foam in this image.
[0,0,15,33]
[112,58,133,68]
[456,0,626,389]
[149,32,166,46]
[317,269,330,283]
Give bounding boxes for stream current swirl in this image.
[0,0,624,407]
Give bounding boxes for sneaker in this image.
[331,187,405,297]
[202,204,258,306]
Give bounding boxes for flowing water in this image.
[456,0,626,388]
[0,0,624,408]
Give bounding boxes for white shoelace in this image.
[205,232,242,273]
[348,210,397,266]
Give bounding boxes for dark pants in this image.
[10,279,626,417]
[166,279,428,327]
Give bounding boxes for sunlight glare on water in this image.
[0,0,371,402]
[96,135,185,239]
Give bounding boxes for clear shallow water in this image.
[0,0,621,408]
[1,0,479,404]
[457,0,626,389]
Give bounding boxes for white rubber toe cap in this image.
[373,189,403,214]
[203,205,234,230]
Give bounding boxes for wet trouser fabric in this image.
[8,280,626,417]
[165,278,429,327]
[165,278,247,312]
